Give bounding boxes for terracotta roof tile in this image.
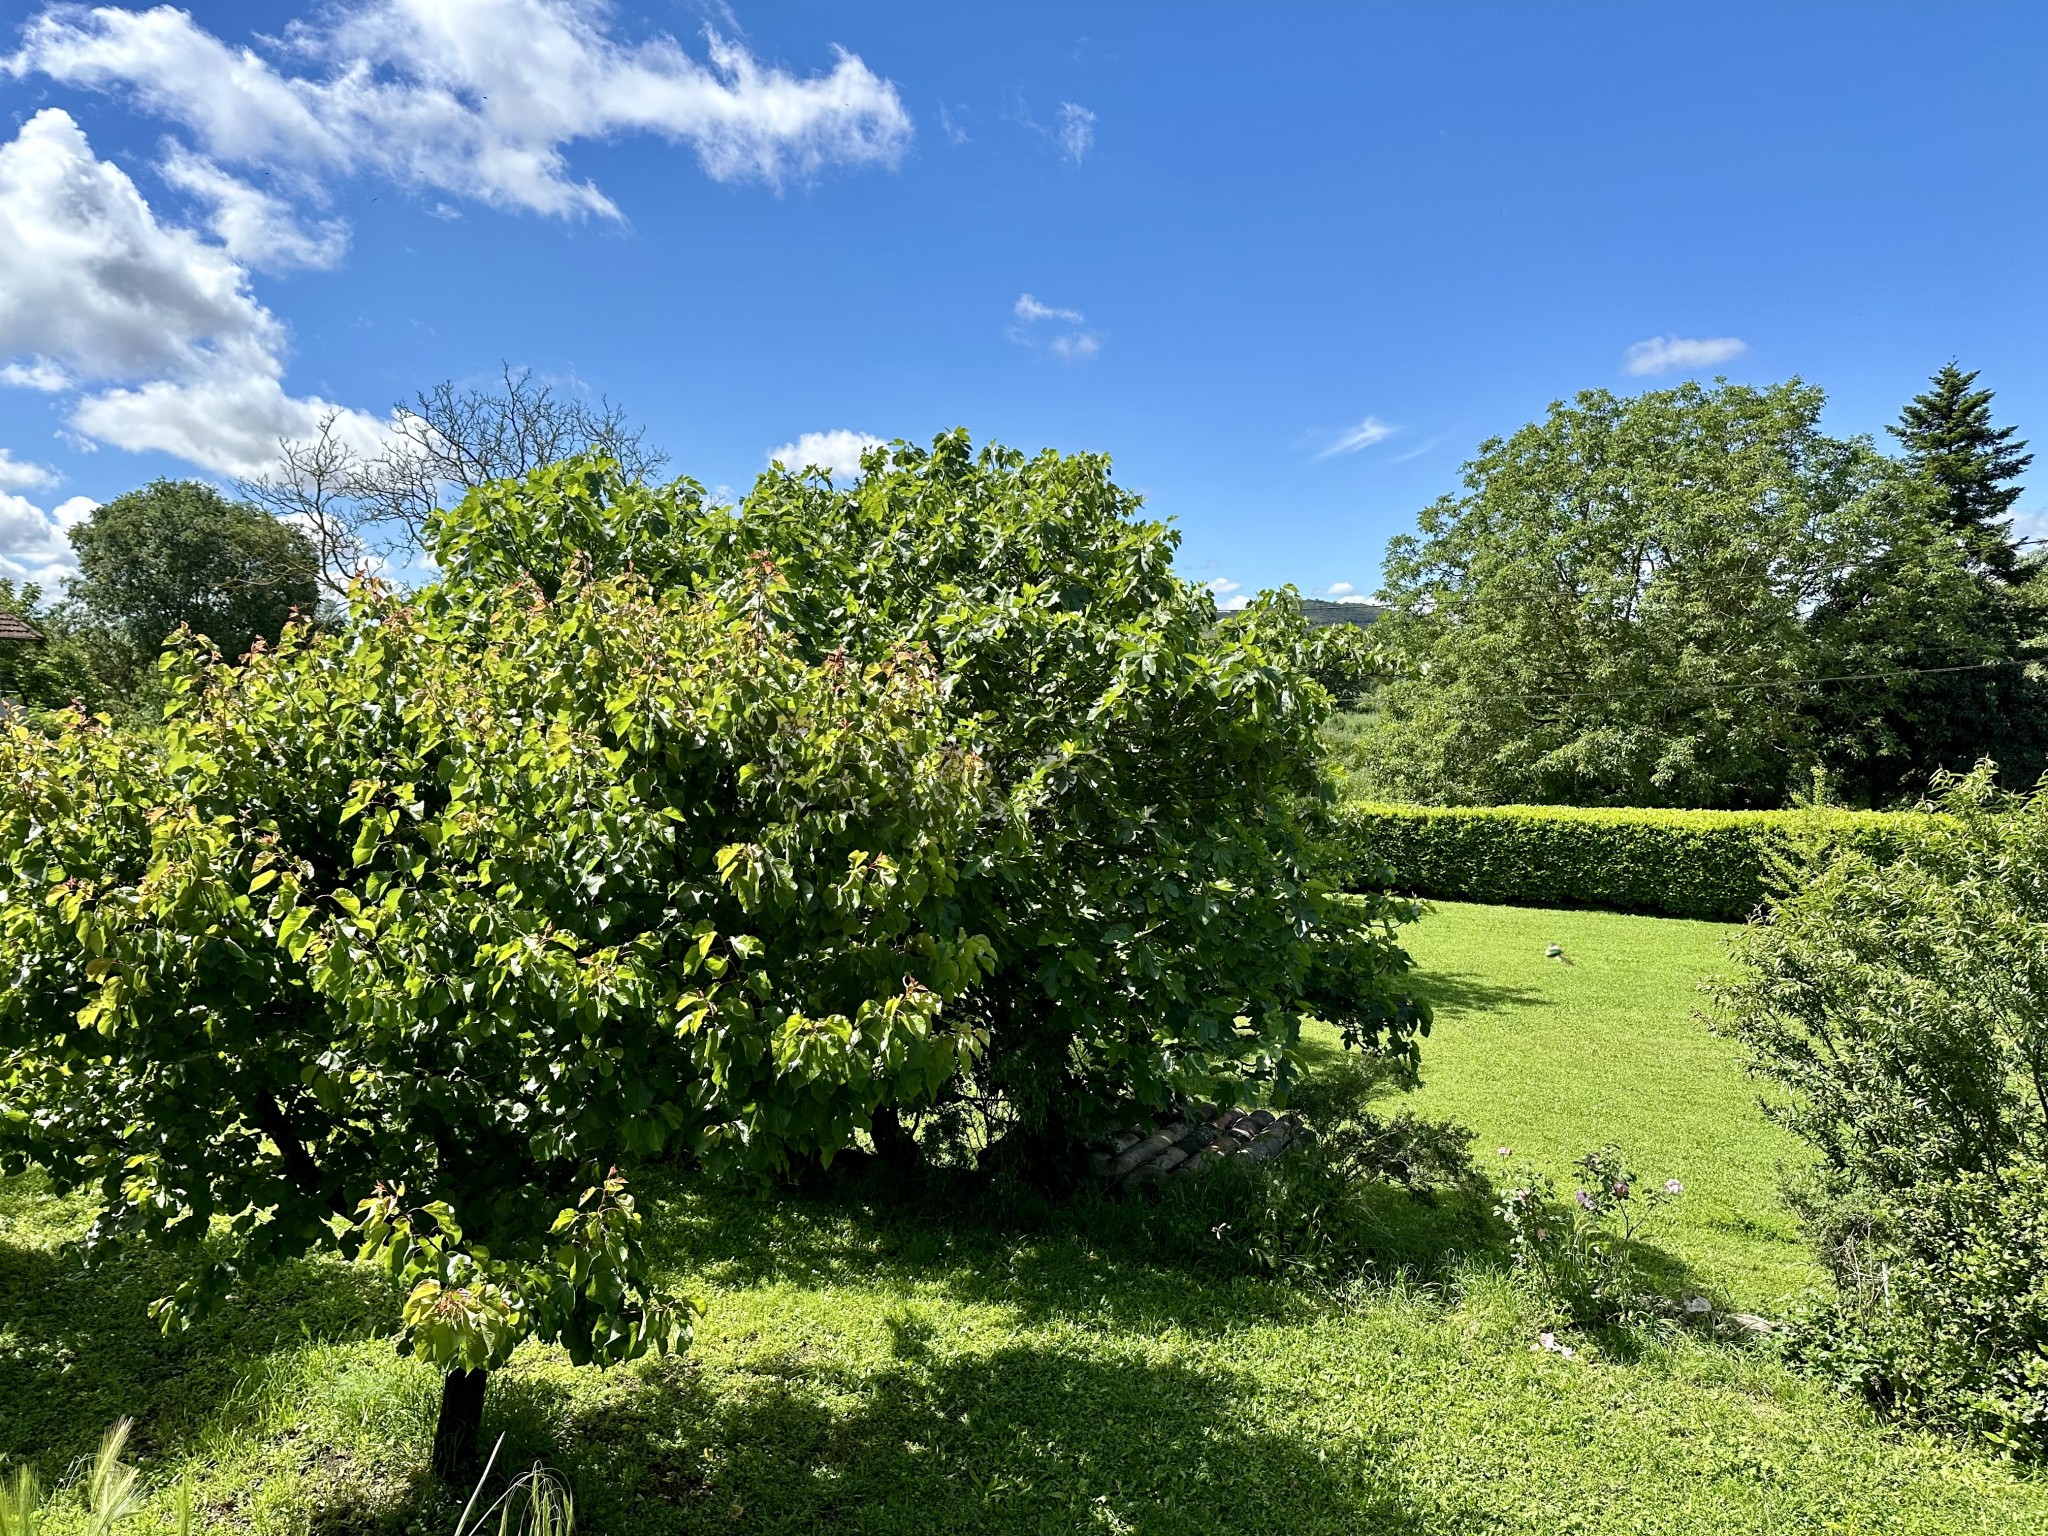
[0,613,43,642]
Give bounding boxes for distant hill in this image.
[1298,598,1384,628]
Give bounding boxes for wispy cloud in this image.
[1014,293,1083,324]
[1388,431,1447,465]
[1009,292,1099,362]
[1623,335,1748,376]
[1056,102,1096,164]
[1315,416,1397,459]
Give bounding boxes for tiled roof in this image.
[0,613,43,642]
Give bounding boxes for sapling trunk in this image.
[431,1367,489,1481]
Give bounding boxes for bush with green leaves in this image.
[1325,799,1940,920]
[1714,768,2048,1455]
[0,563,992,1474]
[424,435,1430,1159]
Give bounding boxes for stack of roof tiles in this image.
[1088,1105,1300,1192]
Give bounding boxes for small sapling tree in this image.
[0,563,990,1475]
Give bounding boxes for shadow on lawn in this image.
[0,1220,398,1471]
[477,1334,1440,1536]
[1410,967,1550,1023]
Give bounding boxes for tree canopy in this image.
[1353,379,2046,809]
[66,480,318,676]
[1888,363,2033,584]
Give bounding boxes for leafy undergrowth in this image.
[4,903,2045,1534]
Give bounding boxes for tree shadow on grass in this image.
[472,1333,1445,1536]
[1410,968,1550,1023]
[0,1219,398,1472]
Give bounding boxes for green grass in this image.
[4,902,2045,1534]
[1391,899,1813,1306]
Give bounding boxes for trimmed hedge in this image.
[1327,801,1943,921]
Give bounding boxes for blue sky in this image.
[2,2,2045,604]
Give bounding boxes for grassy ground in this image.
[1390,899,1813,1307]
[4,902,2045,1534]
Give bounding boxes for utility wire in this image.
[1489,657,2034,705]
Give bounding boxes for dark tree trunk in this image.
[870,1105,920,1171]
[431,1367,489,1482]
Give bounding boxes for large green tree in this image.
[67,480,318,680]
[1357,380,2046,808]
[425,435,1430,1159]
[0,564,990,1476]
[1888,363,2033,584]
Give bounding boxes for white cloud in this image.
[1010,292,1099,362]
[10,1,915,218]
[767,429,884,479]
[1315,581,1373,605]
[1623,334,1748,376]
[0,487,95,589]
[0,108,385,476]
[0,449,57,492]
[158,145,348,271]
[72,338,387,478]
[0,357,74,392]
[1056,102,1095,164]
[1205,577,1249,611]
[1014,293,1083,324]
[0,109,275,379]
[1316,416,1396,459]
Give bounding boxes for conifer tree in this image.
[1889,363,2033,582]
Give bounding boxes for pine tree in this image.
[1889,363,2033,582]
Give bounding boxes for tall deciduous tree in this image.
[1356,379,2046,809]
[1888,363,2033,583]
[66,480,317,676]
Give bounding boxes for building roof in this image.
[0,613,43,643]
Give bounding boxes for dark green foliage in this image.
[66,479,318,683]
[1324,800,1937,921]
[1716,769,2048,1454]
[1888,363,2033,583]
[425,436,1431,1154]
[0,581,107,714]
[1358,378,2046,809]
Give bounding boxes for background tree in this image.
[1888,363,2034,584]
[1357,379,2046,809]
[1358,381,1868,808]
[242,367,666,590]
[65,480,317,694]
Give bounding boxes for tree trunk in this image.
[870,1105,920,1171]
[431,1367,489,1482]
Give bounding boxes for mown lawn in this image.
[3,902,2044,1534]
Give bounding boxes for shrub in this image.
[0,566,991,1474]
[1714,768,2048,1455]
[425,438,1431,1157]
[1324,800,1939,921]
